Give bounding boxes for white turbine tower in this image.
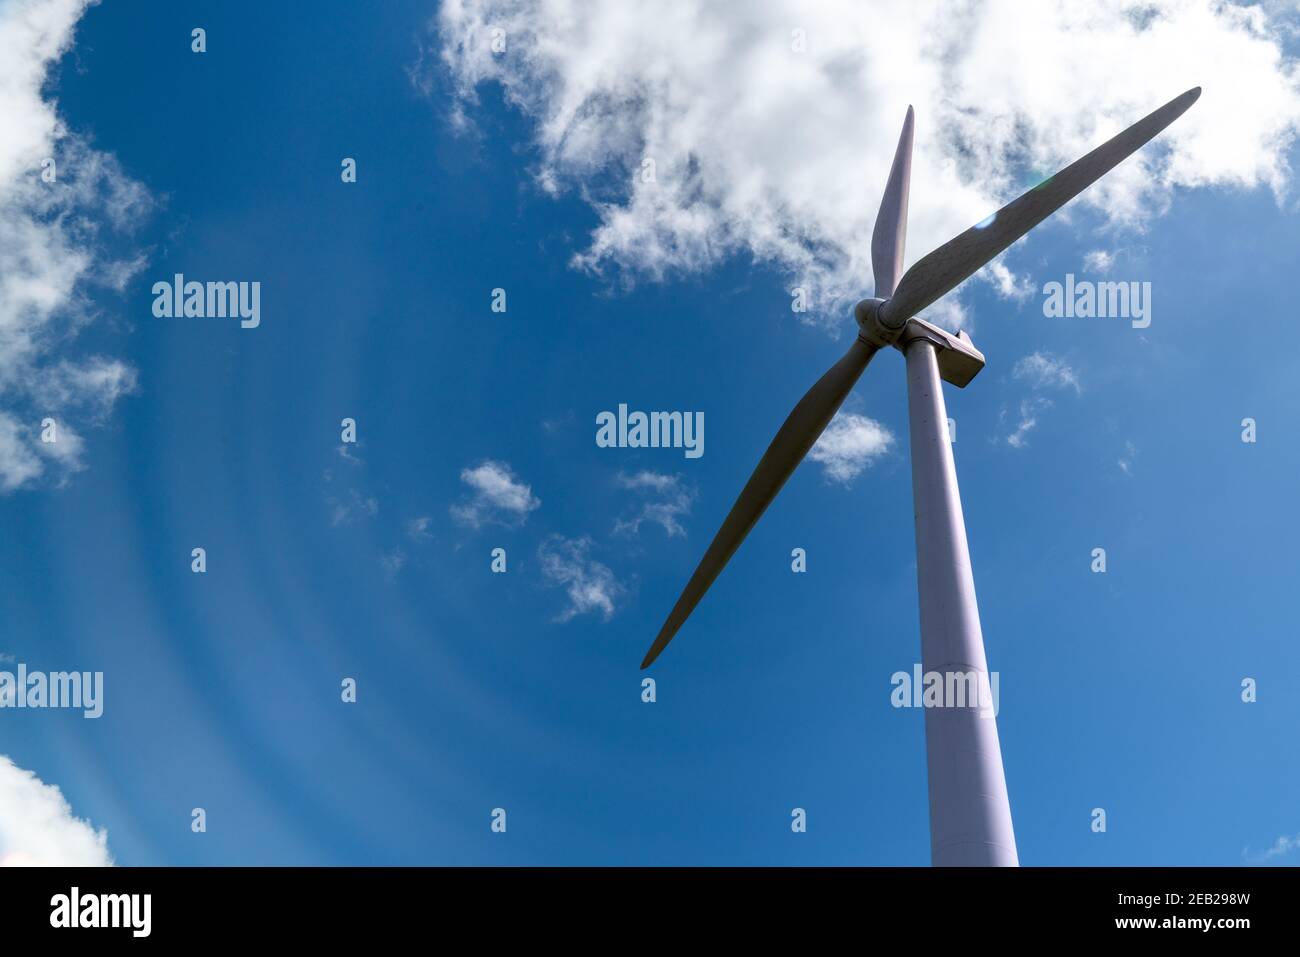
[640,87,1201,866]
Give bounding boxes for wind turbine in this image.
[640,87,1201,866]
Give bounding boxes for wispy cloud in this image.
[1118,440,1137,475]
[1083,249,1116,272]
[809,412,893,484]
[435,0,1300,329]
[380,549,407,577]
[0,755,111,866]
[451,460,541,528]
[1244,832,1300,863]
[541,411,575,434]
[1002,352,1081,448]
[327,488,378,526]
[0,0,152,491]
[538,535,624,622]
[1013,352,1082,395]
[1004,397,1050,449]
[614,470,695,537]
[406,516,433,541]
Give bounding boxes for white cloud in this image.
[541,410,575,434]
[538,534,623,621]
[1003,352,1081,447]
[1118,440,1137,475]
[0,754,112,866]
[614,470,695,537]
[1245,831,1300,862]
[1013,351,1082,394]
[406,515,433,540]
[381,549,407,576]
[984,259,1036,302]
[808,411,893,483]
[451,459,541,528]
[327,488,378,526]
[1083,249,1116,272]
[436,0,1300,329]
[0,414,43,491]
[1261,832,1300,859]
[616,470,679,494]
[1004,397,1050,449]
[0,0,151,491]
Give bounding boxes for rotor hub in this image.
[854,297,901,347]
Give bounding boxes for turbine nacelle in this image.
[855,297,986,388]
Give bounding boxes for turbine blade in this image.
[641,338,879,668]
[880,86,1200,327]
[871,105,914,298]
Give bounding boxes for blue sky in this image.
[1,0,1299,865]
